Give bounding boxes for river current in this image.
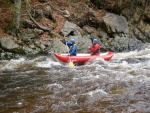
[0,47,150,113]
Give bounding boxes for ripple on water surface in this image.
[0,50,150,113]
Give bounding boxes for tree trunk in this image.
[130,0,135,16]
[13,0,21,34]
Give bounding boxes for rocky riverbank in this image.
[0,0,149,60]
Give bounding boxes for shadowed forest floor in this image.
[0,0,105,39]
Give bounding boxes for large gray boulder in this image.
[60,21,93,53]
[102,13,129,34]
[48,39,68,53]
[18,28,43,41]
[101,13,144,52]
[68,35,92,53]
[0,37,25,54]
[61,21,78,37]
[103,35,142,52]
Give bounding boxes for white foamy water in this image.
[0,57,26,70]
[113,47,150,59]
[36,58,61,68]
[0,48,150,113]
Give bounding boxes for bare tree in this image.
[129,0,136,17]
[13,0,21,34]
[12,0,21,35]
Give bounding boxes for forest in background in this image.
[0,0,149,38]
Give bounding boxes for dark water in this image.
[0,49,150,113]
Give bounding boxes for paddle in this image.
[64,37,74,67]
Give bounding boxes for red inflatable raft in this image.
[53,52,114,64]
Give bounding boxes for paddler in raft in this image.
[89,38,100,55]
[63,38,77,56]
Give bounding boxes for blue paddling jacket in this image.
[64,39,77,56]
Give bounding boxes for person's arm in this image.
[70,45,76,55]
[64,41,72,46]
[89,45,97,53]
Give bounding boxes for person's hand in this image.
[88,46,91,49]
[60,38,66,43]
[60,38,65,41]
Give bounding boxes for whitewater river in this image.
[0,47,150,113]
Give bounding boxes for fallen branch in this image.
[34,2,63,13]
[27,10,53,31]
[24,0,53,31]
[21,19,36,28]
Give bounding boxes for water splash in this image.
[0,48,150,113]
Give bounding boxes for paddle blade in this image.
[69,61,74,67]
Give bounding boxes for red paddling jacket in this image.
[89,43,100,55]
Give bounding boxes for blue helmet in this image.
[70,38,75,43]
[93,38,98,43]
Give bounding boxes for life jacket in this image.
[90,43,100,55]
[69,44,77,56]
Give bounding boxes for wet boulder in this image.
[18,28,43,42]
[0,37,25,54]
[22,45,41,55]
[47,39,67,53]
[60,21,93,53]
[68,35,92,53]
[61,21,78,37]
[101,13,144,51]
[107,35,142,52]
[102,13,129,34]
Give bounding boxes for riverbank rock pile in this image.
[0,0,149,59]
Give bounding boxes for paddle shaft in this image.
[65,41,71,60]
[64,37,74,66]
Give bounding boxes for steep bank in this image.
[0,0,149,59]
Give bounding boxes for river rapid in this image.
[0,47,150,113]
